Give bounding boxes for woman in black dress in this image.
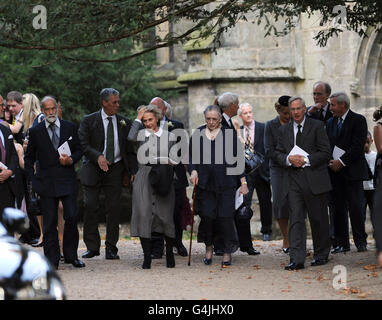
[188,105,248,266]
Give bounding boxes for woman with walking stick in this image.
[188,105,248,267]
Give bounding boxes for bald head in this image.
[150,97,166,116]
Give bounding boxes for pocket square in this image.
[8,135,13,139]
[68,136,73,141]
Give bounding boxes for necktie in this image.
[296,124,302,147]
[49,123,59,150]
[106,116,115,164]
[0,136,6,164]
[337,117,343,136]
[245,126,252,150]
[229,118,233,128]
[319,109,324,121]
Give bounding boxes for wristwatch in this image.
[303,156,308,164]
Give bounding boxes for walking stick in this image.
[188,187,197,266]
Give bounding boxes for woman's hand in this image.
[190,170,198,186]
[239,183,249,196]
[137,106,147,120]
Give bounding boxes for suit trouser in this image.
[0,182,15,215]
[40,192,79,267]
[151,187,185,255]
[363,189,375,224]
[82,161,124,253]
[330,174,368,248]
[288,169,331,264]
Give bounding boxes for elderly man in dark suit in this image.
[236,102,272,254]
[326,92,370,253]
[275,96,332,270]
[148,97,189,258]
[306,81,333,122]
[79,88,137,260]
[24,96,84,269]
[0,124,18,214]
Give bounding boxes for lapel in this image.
[116,114,123,148]
[58,119,69,147]
[40,121,58,153]
[338,109,353,139]
[1,126,10,164]
[96,110,105,150]
[300,117,313,149]
[254,121,262,147]
[286,122,294,150]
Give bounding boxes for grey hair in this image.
[99,88,119,105]
[41,95,57,108]
[7,91,23,104]
[288,96,306,107]
[164,101,172,118]
[330,92,350,109]
[217,92,239,110]
[138,104,163,122]
[313,81,332,95]
[238,102,252,116]
[203,105,222,118]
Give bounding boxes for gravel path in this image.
[32,232,382,300]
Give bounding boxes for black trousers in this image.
[363,189,375,224]
[330,173,368,249]
[0,182,15,215]
[288,169,331,264]
[40,191,79,267]
[82,161,124,253]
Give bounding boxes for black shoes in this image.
[284,262,304,270]
[82,250,100,259]
[64,259,86,268]
[105,247,120,260]
[311,258,329,266]
[203,257,212,265]
[247,247,261,255]
[282,248,290,254]
[175,243,188,257]
[331,246,350,254]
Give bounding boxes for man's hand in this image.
[0,169,13,183]
[98,155,110,172]
[59,154,73,166]
[190,170,198,186]
[329,159,344,172]
[308,102,325,115]
[288,155,305,167]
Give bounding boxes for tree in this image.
[0,39,170,123]
[0,0,380,63]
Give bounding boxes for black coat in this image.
[24,119,83,197]
[325,109,370,181]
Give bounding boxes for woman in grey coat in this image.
[264,96,291,253]
[128,104,177,269]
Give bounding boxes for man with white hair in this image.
[326,92,370,254]
[217,92,239,129]
[25,96,85,269]
[238,102,272,245]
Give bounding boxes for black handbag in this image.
[244,147,264,174]
[26,191,42,216]
[236,205,253,220]
[148,164,174,197]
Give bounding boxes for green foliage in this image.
[0,39,166,123]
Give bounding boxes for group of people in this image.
[0,82,381,272]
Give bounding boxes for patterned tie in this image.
[245,126,252,150]
[296,124,302,147]
[106,116,115,164]
[0,136,6,164]
[49,123,59,150]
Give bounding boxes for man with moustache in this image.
[25,96,85,269]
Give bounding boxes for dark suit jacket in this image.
[241,121,269,182]
[274,117,332,195]
[188,125,243,191]
[307,102,333,122]
[0,125,18,195]
[78,110,137,186]
[24,119,83,197]
[325,109,370,181]
[166,118,188,189]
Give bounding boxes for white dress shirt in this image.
[101,108,121,163]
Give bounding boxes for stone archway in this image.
[352,29,382,127]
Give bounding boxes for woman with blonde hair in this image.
[23,93,44,133]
